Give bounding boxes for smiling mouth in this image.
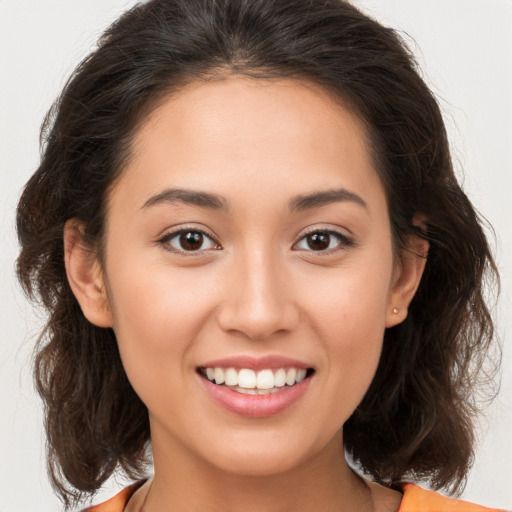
[197,367,315,395]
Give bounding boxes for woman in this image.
[15,0,503,510]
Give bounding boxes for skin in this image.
[65,76,427,512]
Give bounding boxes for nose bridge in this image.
[217,243,298,340]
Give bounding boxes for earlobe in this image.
[64,219,113,328]
[385,235,429,328]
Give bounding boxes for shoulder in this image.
[81,480,505,512]
[82,481,146,512]
[398,483,505,512]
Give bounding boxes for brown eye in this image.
[294,230,352,252]
[306,232,330,250]
[180,231,204,251]
[162,229,219,253]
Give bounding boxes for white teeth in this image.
[296,368,307,383]
[256,369,274,389]
[224,367,238,386]
[238,369,256,388]
[274,368,286,387]
[235,387,258,395]
[214,367,225,385]
[285,368,297,386]
[234,386,283,395]
[203,366,310,390]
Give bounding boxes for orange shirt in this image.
[83,481,505,511]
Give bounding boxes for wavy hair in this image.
[16,0,499,507]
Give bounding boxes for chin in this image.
[197,428,333,477]
[210,450,306,477]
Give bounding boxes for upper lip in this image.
[199,354,313,371]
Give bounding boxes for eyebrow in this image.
[141,187,367,212]
[141,188,229,211]
[289,188,367,212]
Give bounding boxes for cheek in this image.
[108,258,215,342]
[104,259,219,397]
[105,273,218,430]
[303,257,392,340]
[301,258,392,409]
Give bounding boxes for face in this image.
[68,76,422,477]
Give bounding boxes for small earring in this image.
[392,307,399,314]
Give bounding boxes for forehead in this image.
[133,76,369,159]
[110,76,385,215]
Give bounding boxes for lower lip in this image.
[198,374,312,418]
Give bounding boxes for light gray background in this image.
[1,1,510,510]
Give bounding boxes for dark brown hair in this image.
[16,0,499,507]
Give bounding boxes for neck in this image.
[141,432,373,512]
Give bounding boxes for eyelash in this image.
[294,229,355,255]
[157,227,221,256]
[157,227,354,256]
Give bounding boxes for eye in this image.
[294,230,353,252]
[159,229,220,253]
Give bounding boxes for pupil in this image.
[180,231,203,250]
[308,233,330,250]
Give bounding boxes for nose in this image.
[215,248,300,341]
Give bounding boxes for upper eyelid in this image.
[158,225,219,242]
[294,226,352,243]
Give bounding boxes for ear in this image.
[64,219,113,328]
[385,223,429,328]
